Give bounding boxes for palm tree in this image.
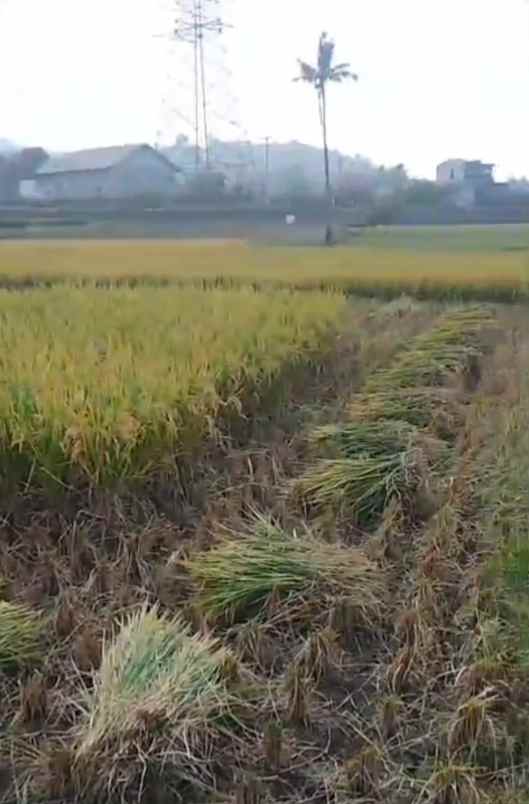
[295,33,357,242]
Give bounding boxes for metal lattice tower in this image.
[173,0,224,170]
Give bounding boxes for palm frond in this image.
[295,59,318,84]
[330,66,358,82]
[295,34,357,91]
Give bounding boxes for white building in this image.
[20,144,185,201]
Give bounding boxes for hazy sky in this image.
[1,0,529,179]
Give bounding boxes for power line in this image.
[173,0,225,170]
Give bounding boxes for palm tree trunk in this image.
[320,83,331,200]
[319,83,334,246]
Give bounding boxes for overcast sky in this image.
[1,0,528,179]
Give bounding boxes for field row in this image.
[1,240,529,301]
[187,308,498,625]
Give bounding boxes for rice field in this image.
[0,235,528,804]
[0,238,529,300]
[0,285,349,488]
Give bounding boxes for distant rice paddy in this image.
[0,235,528,300]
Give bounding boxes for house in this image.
[19,144,184,201]
[436,159,495,187]
[436,159,496,208]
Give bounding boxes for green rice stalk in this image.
[187,515,384,625]
[348,388,465,435]
[296,450,422,526]
[0,601,44,669]
[366,346,481,392]
[310,420,419,458]
[311,420,450,473]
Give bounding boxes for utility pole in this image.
[174,0,224,171]
[193,6,200,169]
[197,0,213,169]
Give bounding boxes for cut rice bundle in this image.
[74,606,240,799]
[365,345,481,392]
[311,420,450,472]
[348,389,465,433]
[311,419,420,457]
[296,449,424,526]
[365,307,497,393]
[187,514,384,626]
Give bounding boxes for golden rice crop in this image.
[0,241,527,301]
[0,285,349,487]
[187,513,384,625]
